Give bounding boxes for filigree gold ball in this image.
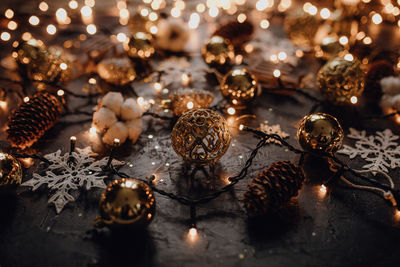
[169,88,214,116]
[97,58,136,86]
[297,113,344,153]
[318,57,364,105]
[220,68,258,106]
[0,152,22,187]
[98,178,155,228]
[171,109,231,166]
[284,9,318,47]
[201,36,235,67]
[125,32,155,59]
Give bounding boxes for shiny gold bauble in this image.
[171,109,231,166]
[284,9,319,47]
[15,39,47,66]
[97,58,136,86]
[220,68,258,106]
[318,57,364,105]
[297,113,343,153]
[98,178,155,228]
[201,36,235,67]
[168,88,214,116]
[0,152,22,187]
[125,32,155,59]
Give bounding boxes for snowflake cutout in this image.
[259,122,289,145]
[338,128,400,174]
[22,147,124,213]
[156,57,207,86]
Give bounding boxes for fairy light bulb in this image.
[29,16,40,26]
[273,69,281,78]
[260,19,269,29]
[56,8,68,24]
[86,24,97,35]
[154,82,162,92]
[117,32,127,42]
[187,102,194,109]
[350,96,358,104]
[227,107,236,115]
[188,227,198,241]
[8,21,18,31]
[23,97,30,103]
[5,9,14,19]
[209,6,219,17]
[237,13,246,23]
[69,0,78,9]
[319,184,327,198]
[39,2,49,12]
[0,101,7,109]
[46,24,57,35]
[171,7,181,17]
[320,8,330,19]
[1,32,11,41]
[188,13,200,29]
[372,13,383,24]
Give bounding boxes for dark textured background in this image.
[1,1,400,266]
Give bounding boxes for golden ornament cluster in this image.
[220,68,258,106]
[0,152,22,187]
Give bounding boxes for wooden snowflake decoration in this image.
[259,122,289,145]
[22,146,124,213]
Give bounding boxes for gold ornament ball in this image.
[98,178,155,228]
[15,39,47,66]
[169,88,214,116]
[318,57,364,105]
[220,68,258,106]
[171,109,231,166]
[97,58,136,86]
[0,152,23,187]
[284,9,318,47]
[125,32,155,59]
[297,113,344,153]
[202,36,235,67]
[319,37,344,60]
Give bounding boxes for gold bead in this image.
[220,68,258,106]
[201,36,235,67]
[318,57,364,105]
[97,58,136,86]
[125,32,155,59]
[284,9,318,47]
[171,109,231,166]
[168,88,214,116]
[98,178,155,228]
[297,113,344,153]
[0,152,22,187]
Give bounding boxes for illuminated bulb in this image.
[320,184,327,194]
[46,24,57,35]
[344,54,354,61]
[60,63,68,70]
[154,82,162,92]
[148,12,158,21]
[339,36,348,45]
[57,89,65,96]
[39,1,49,12]
[296,49,304,57]
[24,97,30,103]
[237,13,246,23]
[29,16,40,26]
[113,138,120,145]
[235,54,243,65]
[81,5,92,16]
[273,69,281,78]
[141,8,149,16]
[69,0,78,9]
[209,6,219,17]
[22,32,32,41]
[256,0,269,11]
[278,51,287,61]
[89,126,97,136]
[196,3,206,13]
[175,0,185,10]
[363,37,372,45]
[320,8,330,19]
[1,32,11,41]
[5,9,14,19]
[260,19,269,29]
[372,13,382,24]
[89,78,97,84]
[270,54,278,62]
[117,1,127,9]
[308,5,318,15]
[0,101,7,109]
[188,13,200,29]
[56,8,68,24]
[244,43,254,53]
[350,96,358,104]
[171,7,181,18]
[239,124,244,131]
[188,228,198,238]
[85,0,95,7]
[227,107,236,115]
[86,24,97,35]
[117,32,127,42]
[137,97,145,106]
[70,136,77,142]
[150,26,158,34]
[8,21,18,30]
[396,210,400,217]
[181,73,190,86]
[187,101,194,109]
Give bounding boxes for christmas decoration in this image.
[212,20,254,48]
[365,61,395,102]
[125,32,155,59]
[168,88,214,116]
[380,76,400,113]
[259,123,289,145]
[318,37,344,60]
[338,128,400,174]
[318,57,364,105]
[97,58,136,86]
[92,92,143,145]
[284,9,318,47]
[243,161,305,217]
[220,68,258,106]
[201,36,235,68]
[22,146,124,213]
[171,109,231,166]
[7,92,63,150]
[96,178,155,228]
[0,152,22,187]
[155,18,189,53]
[297,113,344,153]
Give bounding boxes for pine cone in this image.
[213,20,254,48]
[7,92,63,149]
[243,161,305,217]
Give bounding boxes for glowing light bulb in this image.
[60,63,68,70]
[89,126,97,136]
[39,2,49,12]
[5,9,14,19]
[181,73,190,86]
[56,8,68,24]
[24,97,30,103]
[344,54,354,61]
[188,13,200,29]
[196,3,206,13]
[171,7,181,17]
[320,184,327,194]
[154,82,162,92]
[0,101,7,109]
[260,19,269,29]
[237,13,246,23]
[86,24,97,35]
[372,13,383,24]
[278,51,287,61]
[117,32,127,42]
[69,0,78,9]
[1,32,11,41]
[187,101,194,109]
[227,107,236,115]
[339,36,348,45]
[350,96,358,104]
[57,89,65,96]
[188,227,198,241]
[46,24,57,35]
[29,16,40,26]
[273,69,281,78]
[8,21,18,30]
[209,6,219,17]
[320,8,330,19]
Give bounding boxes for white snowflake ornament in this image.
[338,128,400,174]
[22,146,124,213]
[259,122,289,145]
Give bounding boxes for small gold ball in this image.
[297,113,344,153]
[318,57,364,105]
[169,88,214,116]
[97,58,136,86]
[125,32,155,59]
[201,36,235,67]
[284,9,318,47]
[0,152,22,187]
[171,109,231,166]
[15,39,47,66]
[220,68,258,106]
[99,178,155,228]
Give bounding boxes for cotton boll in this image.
[380,76,400,95]
[102,122,128,145]
[126,119,142,143]
[121,98,143,120]
[93,107,118,132]
[101,92,124,116]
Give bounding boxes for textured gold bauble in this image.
[171,109,231,166]
[284,10,318,47]
[125,32,155,59]
[297,113,344,153]
[220,68,258,106]
[318,57,364,105]
[0,152,22,187]
[201,36,235,67]
[97,58,136,86]
[169,88,214,116]
[98,178,155,228]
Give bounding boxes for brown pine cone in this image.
[243,161,305,217]
[7,92,63,150]
[213,20,254,48]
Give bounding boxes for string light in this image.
[29,16,40,26]
[46,24,57,35]
[260,19,270,29]
[319,184,327,197]
[1,32,11,41]
[86,24,97,35]
[237,13,246,23]
[209,6,219,17]
[227,107,236,115]
[273,69,281,78]
[39,1,49,12]
[116,32,127,42]
[188,227,198,241]
[171,7,181,18]
[320,8,331,19]
[69,0,78,9]
[188,13,200,29]
[372,13,383,24]
[56,8,69,24]
[5,9,14,19]
[7,21,18,31]
[57,89,65,96]
[0,101,7,109]
[350,96,358,104]
[23,97,30,103]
